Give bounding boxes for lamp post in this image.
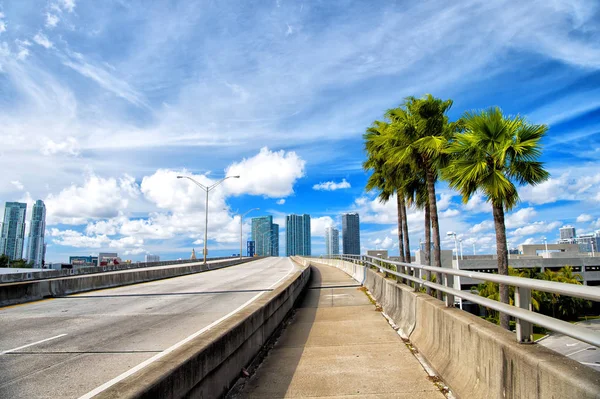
[261,230,273,257]
[177,175,240,264]
[542,236,548,256]
[446,231,462,309]
[240,208,259,259]
[459,238,464,260]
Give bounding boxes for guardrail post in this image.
[444,273,454,307]
[414,266,421,292]
[515,287,533,343]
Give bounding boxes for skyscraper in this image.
[251,216,278,256]
[342,213,360,255]
[286,214,311,256]
[271,224,280,256]
[1,202,27,261]
[325,227,339,255]
[559,226,576,244]
[26,200,46,267]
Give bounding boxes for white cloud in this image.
[33,33,53,49]
[41,137,80,156]
[15,39,32,60]
[276,198,285,205]
[45,174,140,224]
[509,221,562,237]
[225,147,305,198]
[10,180,24,191]
[46,13,59,28]
[440,208,460,218]
[505,207,537,229]
[576,213,593,223]
[310,216,335,236]
[60,0,76,12]
[520,171,600,205]
[470,220,494,234]
[372,236,394,250]
[437,193,453,211]
[463,192,491,214]
[312,179,351,191]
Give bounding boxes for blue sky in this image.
[0,0,599,262]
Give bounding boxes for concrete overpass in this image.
[1,256,599,398]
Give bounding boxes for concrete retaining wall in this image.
[309,258,600,399]
[0,258,262,308]
[96,258,310,399]
[0,256,238,283]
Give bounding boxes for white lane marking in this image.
[1,334,68,355]
[78,258,296,399]
[566,347,593,357]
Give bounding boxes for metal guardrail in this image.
[311,254,600,348]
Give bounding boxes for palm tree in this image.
[364,120,407,263]
[443,107,549,329]
[386,95,455,299]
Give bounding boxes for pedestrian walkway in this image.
[237,263,445,398]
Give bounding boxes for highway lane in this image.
[0,257,298,399]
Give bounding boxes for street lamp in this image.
[459,238,464,260]
[239,208,259,259]
[177,174,240,264]
[261,230,274,257]
[447,231,459,262]
[542,236,548,256]
[446,231,462,309]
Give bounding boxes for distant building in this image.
[247,240,255,257]
[190,248,197,260]
[145,254,160,263]
[271,224,280,256]
[0,202,27,261]
[559,226,577,244]
[342,213,361,255]
[69,256,99,268]
[286,214,311,256]
[252,216,278,256]
[325,227,339,255]
[575,232,600,253]
[98,252,119,266]
[367,249,388,259]
[26,200,46,267]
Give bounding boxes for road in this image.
[0,257,297,399]
[537,318,600,372]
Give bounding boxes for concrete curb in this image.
[0,258,263,308]
[95,258,310,399]
[310,258,600,399]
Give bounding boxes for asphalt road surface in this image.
[537,318,600,372]
[0,257,297,399]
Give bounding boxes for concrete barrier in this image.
[0,258,263,308]
[309,258,600,399]
[95,258,310,399]
[0,256,238,283]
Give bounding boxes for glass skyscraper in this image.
[286,214,311,256]
[325,227,339,255]
[342,213,361,255]
[1,202,27,261]
[26,200,46,267]
[251,216,278,256]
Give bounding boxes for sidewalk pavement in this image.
[236,262,445,398]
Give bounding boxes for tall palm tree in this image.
[442,107,549,329]
[386,95,455,299]
[364,121,407,262]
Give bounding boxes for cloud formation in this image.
[313,179,351,191]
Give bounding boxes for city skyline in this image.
[0,2,599,262]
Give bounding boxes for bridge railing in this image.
[309,254,600,348]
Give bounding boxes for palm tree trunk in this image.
[424,201,432,295]
[492,203,510,330]
[396,194,405,263]
[426,167,443,300]
[402,198,411,264]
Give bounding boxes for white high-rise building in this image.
[26,200,46,267]
[145,254,160,263]
[559,226,576,244]
[325,227,339,255]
